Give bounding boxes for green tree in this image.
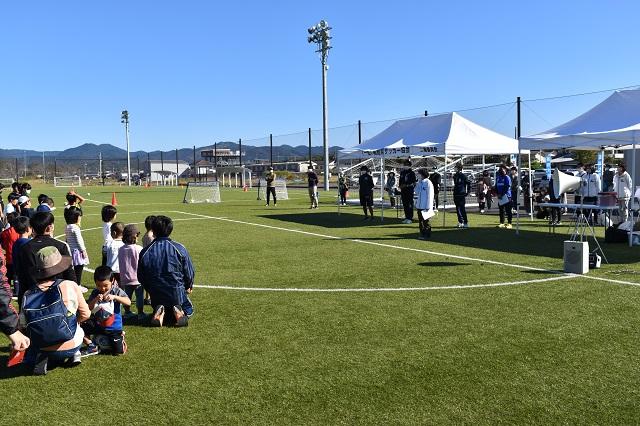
[573,150,597,165]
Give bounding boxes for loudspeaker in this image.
[564,241,589,274]
[553,168,582,198]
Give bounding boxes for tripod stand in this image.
[570,176,608,264]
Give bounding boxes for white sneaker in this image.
[403,219,412,224]
[480,209,485,214]
[463,223,469,229]
[457,223,463,228]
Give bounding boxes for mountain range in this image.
[0,142,344,164]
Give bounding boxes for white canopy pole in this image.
[630,132,637,247]
[380,154,385,222]
[442,152,447,227]
[528,153,533,220]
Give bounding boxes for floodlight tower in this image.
[307,20,332,191]
[121,110,131,186]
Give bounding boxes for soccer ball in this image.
[87,193,91,196]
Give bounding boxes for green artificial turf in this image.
[2,184,639,424]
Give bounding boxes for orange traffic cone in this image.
[243,184,248,192]
[111,192,118,206]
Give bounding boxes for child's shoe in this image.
[81,343,100,358]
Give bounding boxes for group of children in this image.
[1,184,160,362]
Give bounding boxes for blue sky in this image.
[1,1,639,151]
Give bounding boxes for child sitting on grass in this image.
[81,266,131,356]
[106,222,125,283]
[119,224,145,321]
[101,204,118,266]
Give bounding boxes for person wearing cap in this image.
[399,159,417,224]
[384,171,396,208]
[358,165,375,220]
[138,215,194,327]
[19,246,90,375]
[18,195,34,220]
[14,212,77,305]
[307,167,319,209]
[264,167,277,207]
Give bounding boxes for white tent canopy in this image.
[340,112,520,157]
[520,88,640,149]
[520,88,640,247]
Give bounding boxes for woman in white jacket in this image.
[613,163,633,223]
[414,169,434,239]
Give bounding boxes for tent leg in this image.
[442,154,447,227]
[516,148,522,235]
[380,156,385,222]
[630,135,637,247]
[528,153,533,220]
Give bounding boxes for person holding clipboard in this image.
[414,169,435,239]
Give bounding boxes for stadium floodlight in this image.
[307,19,333,192]
[121,110,132,187]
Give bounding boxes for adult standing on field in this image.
[358,165,375,220]
[613,163,633,224]
[429,167,441,211]
[415,169,434,239]
[453,163,470,228]
[399,159,417,224]
[138,215,194,327]
[307,167,319,209]
[264,166,277,207]
[495,165,513,229]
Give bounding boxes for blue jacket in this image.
[495,174,512,198]
[138,237,195,307]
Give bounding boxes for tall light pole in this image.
[121,110,131,186]
[307,19,332,191]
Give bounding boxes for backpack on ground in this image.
[22,279,77,347]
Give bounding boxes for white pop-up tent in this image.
[340,112,521,222]
[520,88,640,246]
[341,112,520,157]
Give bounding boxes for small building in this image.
[246,161,317,175]
[149,160,190,185]
[201,147,243,166]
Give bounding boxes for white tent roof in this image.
[520,88,640,149]
[340,112,520,158]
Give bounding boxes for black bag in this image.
[605,225,628,243]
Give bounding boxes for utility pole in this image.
[307,20,332,191]
[121,110,131,186]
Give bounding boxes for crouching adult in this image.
[138,215,194,327]
[20,247,90,375]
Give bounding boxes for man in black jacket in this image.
[358,166,375,220]
[429,167,441,211]
[14,211,77,305]
[399,160,417,223]
[453,163,470,228]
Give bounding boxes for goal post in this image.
[54,176,82,187]
[257,179,288,201]
[183,181,221,203]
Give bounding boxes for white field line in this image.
[171,210,640,288]
[193,275,575,292]
[52,211,640,291]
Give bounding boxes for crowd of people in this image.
[0,182,195,375]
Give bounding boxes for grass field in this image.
[2,183,640,424]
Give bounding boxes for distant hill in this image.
[0,142,342,163]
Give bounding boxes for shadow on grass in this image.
[418,261,471,267]
[259,212,404,228]
[261,212,636,265]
